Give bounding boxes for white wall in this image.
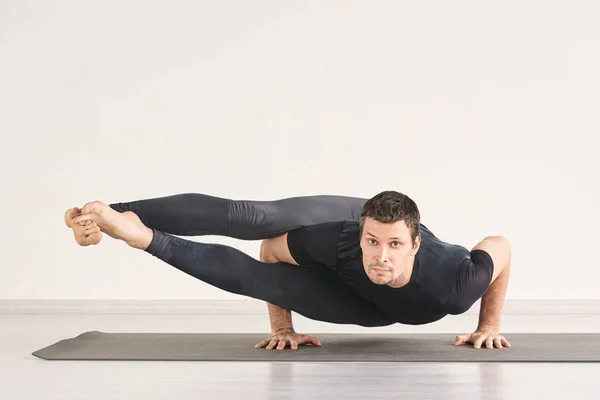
[1,0,598,300]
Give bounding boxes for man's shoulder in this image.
[414,236,471,293]
[285,220,350,267]
[340,219,358,228]
[336,220,362,260]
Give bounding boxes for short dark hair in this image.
[359,190,421,244]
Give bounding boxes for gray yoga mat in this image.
[32,331,600,362]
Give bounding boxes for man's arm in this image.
[258,222,342,334]
[260,233,299,266]
[267,302,294,333]
[255,232,323,349]
[471,236,512,332]
[260,236,298,333]
[454,235,512,349]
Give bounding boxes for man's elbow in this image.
[260,239,279,263]
[259,233,299,265]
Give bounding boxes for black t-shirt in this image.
[287,220,494,325]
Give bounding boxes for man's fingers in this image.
[473,335,486,349]
[304,336,320,346]
[455,333,510,349]
[255,338,272,348]
[266,340,278,350]
[254,340,268,348]
[255,334,321,350]
[276,340,287,350]
[455,335,468,346]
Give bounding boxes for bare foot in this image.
[65,207,103,246]
[64,207,80,228]
[72,201,153,250]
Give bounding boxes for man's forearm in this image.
[260,241,296,334]
[477,261,511,331]
[267,302,294,333]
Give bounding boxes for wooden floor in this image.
[3,313,600,399]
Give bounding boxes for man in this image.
[65,191,511,351]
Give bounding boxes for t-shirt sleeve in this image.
[444,249,495,315]
[286,221,345,268]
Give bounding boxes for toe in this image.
[86,232,103,245]
[82,201,106,215]
[73,214,87,225]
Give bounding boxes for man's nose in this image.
[376,247,389,263]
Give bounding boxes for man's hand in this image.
[455,329,511,349]
[254,328,321,350]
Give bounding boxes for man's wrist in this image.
[476,323,500,333]
[271,325,294,335]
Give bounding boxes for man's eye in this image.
[392,242,401,247]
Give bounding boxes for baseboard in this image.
[0,299,265,314]
[1,299,599,315]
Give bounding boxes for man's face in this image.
[360,217,419,286]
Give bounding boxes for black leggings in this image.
[110,193,394,327]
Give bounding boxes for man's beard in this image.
[368,262,394,285]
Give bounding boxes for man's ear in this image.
[411,234,421,256]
